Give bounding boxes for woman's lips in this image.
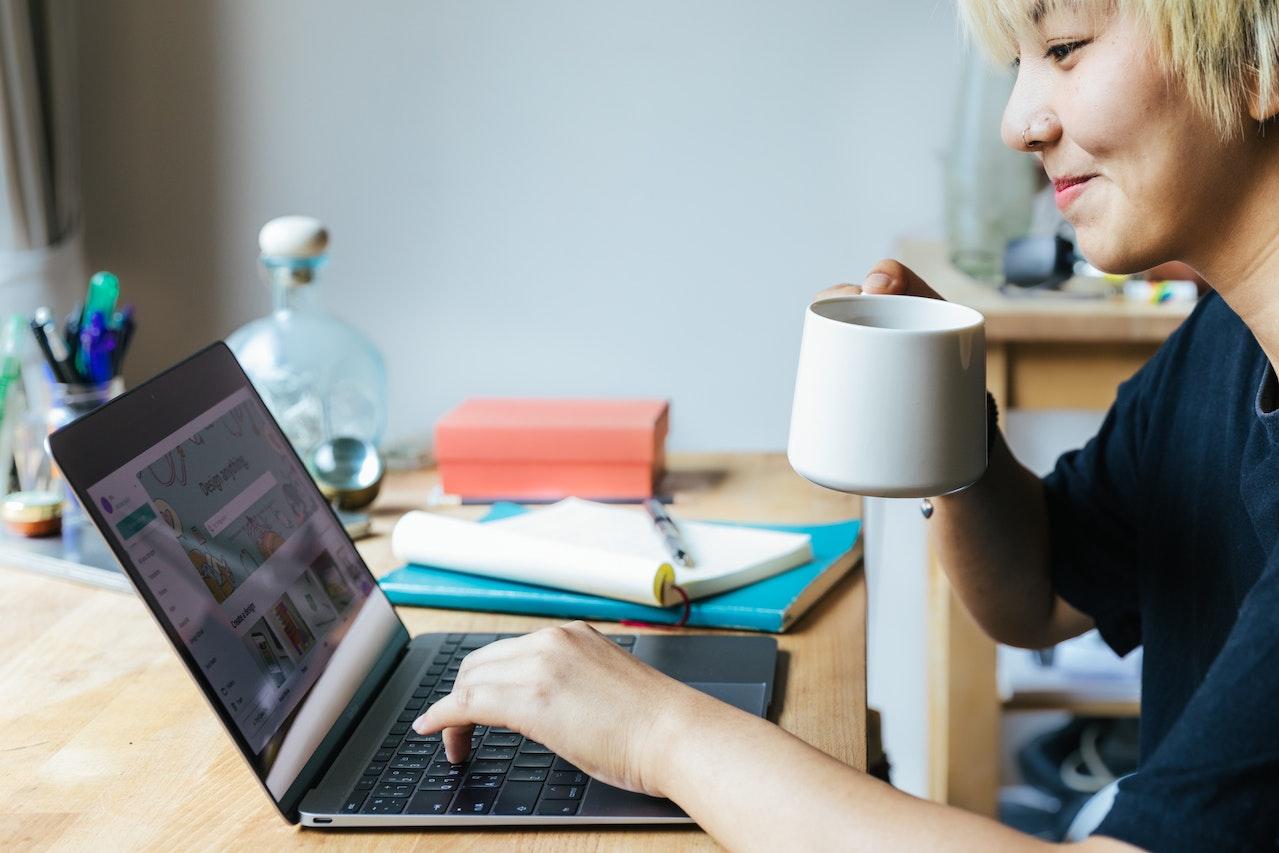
[1053,175,1096,210]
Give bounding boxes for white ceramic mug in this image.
[787,294,987,497]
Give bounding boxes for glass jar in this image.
[48,377,124,529]
[226,217,388,462]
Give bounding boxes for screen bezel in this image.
[48,341,411,822]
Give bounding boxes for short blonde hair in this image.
[957,0,1279,137]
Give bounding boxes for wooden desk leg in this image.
[928,548,999,815]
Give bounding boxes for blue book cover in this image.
[379,503,862,633]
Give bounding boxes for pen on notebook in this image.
[644,498,695,568]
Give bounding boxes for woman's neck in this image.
[1190,137,1279,369]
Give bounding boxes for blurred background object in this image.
[0,0,83,313]
[944,47,1039,282]
[227,216,388,460]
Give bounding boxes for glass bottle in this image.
[226,217,388,462]
[944,48,1040,281]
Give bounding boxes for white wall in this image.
[72,0,968,800]
[75,0,962,452]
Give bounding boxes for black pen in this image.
[644,498,695,568]
[30,309,74,383]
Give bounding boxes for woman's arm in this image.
[822,261,1093,649]
[416,622,1136,851]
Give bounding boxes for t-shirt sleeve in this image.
[1091,546,1279,851]
[1041,367,1151,657]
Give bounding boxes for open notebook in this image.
[390,498,813,606]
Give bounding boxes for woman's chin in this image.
[1074,232,1159,277]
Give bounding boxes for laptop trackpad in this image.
[579,681,765,819]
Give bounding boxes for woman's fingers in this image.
[860,259,944,300]
[814,260,945,303]
[441,724,474,764]
[812,283,862,300]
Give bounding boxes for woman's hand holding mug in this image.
[789,259,988,498]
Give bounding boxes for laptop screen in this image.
[83,384,402,800]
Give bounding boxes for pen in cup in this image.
[644,498,695,568]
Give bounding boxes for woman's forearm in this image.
[931,434,1092,648]
[651,691,1049,852]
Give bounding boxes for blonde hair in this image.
[957,0,1279,137]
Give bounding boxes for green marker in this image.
[77,271,120,378]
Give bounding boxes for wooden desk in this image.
[0,453,865,850]
[900,240,1192,816]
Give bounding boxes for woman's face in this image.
[1000,4,1257,274]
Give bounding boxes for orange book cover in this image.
[435,398,669,500]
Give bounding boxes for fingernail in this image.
[863,272,891,291]
[412,716,427,734]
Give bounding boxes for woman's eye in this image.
[1046,40,1089,62]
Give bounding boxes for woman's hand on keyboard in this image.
[411,621,723,797]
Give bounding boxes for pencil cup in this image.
[47,378,124,530]
[787,294,986,498]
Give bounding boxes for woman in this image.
[415,1,1279,848]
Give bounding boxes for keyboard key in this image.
[404,732,441,743]
[519,740,552,754]
[403,697,426,711]
[398,710,420,723]
[535,800,580,816]
[341,794,366,813]
[549,770,587,785]
[354,778,377,791]
[381,735,402,750]
[475,746,516,761]
[389,722,410,735]
[430,691,450,703]
[433,654,452,666]
[397,746,437,759]
[468,760,509,774]
[408,790,454,815]
[553,757,581,772]
[494,781,543,816]
[474,725,489,734]
[364,797,407,814]
[383,769,423,785]
[463,773,504,788]
[458,634,496,650]
[425,664,445,678]
[484,732,522,747]
[374,749,394,762]
[363,762,386,776]
[418,775,459,791]
[412,686,433,699]
[391,756,432,770]
[446,632,465,643]
[450,787,498,815]
[542,784,583,800]
[513,753,553,768]
[373,783,414,798]
[491,727,518,734]
[508,767,548,782]
[427,760,465,776]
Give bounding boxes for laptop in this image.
[49,342,778,827]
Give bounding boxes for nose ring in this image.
[1022,127,1041,148]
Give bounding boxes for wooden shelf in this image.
[1003,691,1140,717]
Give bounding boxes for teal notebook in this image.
[379,503,862,633]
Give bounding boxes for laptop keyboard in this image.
[340,632,636,817]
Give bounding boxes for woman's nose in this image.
[1001,75,1062,152]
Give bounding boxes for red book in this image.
[435,398,669,501]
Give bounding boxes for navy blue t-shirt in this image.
[1043,292,1279,851]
